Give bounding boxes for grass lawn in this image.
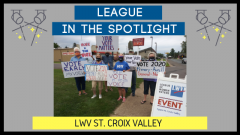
[54,69,143,116]
[157,58,170,67]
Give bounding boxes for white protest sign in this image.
[107,70,132,87]
[92,55,96,60]
[61,61,88,78]
[136,61,166,79]
[80,41,92,58]
[151,73,187,116]
[124,55,141,67]
[84,64,108,81]
[96,36,119,52]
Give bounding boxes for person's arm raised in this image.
[95,45,98,53]
[91,55,95,60]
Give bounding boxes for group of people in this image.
[64,46,165,105]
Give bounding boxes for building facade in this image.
[137,47,156,59]
[54,45,120,62]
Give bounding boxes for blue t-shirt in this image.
[70,56,86,61]
[113,61,130,71]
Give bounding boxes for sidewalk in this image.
[110,82,153,116]
[110,59,173,116]
[166,59,174,67]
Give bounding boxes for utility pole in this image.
[150,36,153,52]
[155,42,157,53]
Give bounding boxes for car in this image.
[182,58,187,64]
[141,58,145,61]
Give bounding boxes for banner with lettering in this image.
[80,41,92,57]
[61,61,88,78]
[124,55,141,67]
[62,52,74,55]
[136,61,166,78]
[84,64,108,81]
[151,78,186,116]
[96,36,119,52]
[133,38,144,46]
[107,70,132,87]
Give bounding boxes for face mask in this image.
[149,57,155,61]
[105,53,109,57]
[118,57,123,61]
[96,58,101,61]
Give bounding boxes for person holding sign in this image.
[141,52,157,105]
[113,52,119,67]
[113,54,130,103]
[90,53,105,99]
[96,46,119,92]
[87,52,95,64]
[102,51,114,92]
[70,47,87,96]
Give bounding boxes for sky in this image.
[54,36,186,56]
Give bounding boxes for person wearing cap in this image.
[113,54,130,103]
[69,47,87,96]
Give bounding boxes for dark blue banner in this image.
[74,5,162,20]
[52,22,185,35]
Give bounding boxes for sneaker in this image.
[122,98,126,103]
[132,93,135,96]
[117,97,122,101]
[91,95,96,99]
[99,94,102,99]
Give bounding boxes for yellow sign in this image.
[32,117,207,130]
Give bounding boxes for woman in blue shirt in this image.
[70,47,87,96]
[113,54,130,103]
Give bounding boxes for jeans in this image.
[74,77,85,91]
[125,70,136,94]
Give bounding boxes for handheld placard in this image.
[151,72,187,116]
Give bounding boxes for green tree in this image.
[170,48,175,57]
[157,53,164,58]
[73,43,77,48]
[128,41,133,50]
[174,52,179,58]
[65,46,68,48]
[181,35,187,53]
[54,43,60,48]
